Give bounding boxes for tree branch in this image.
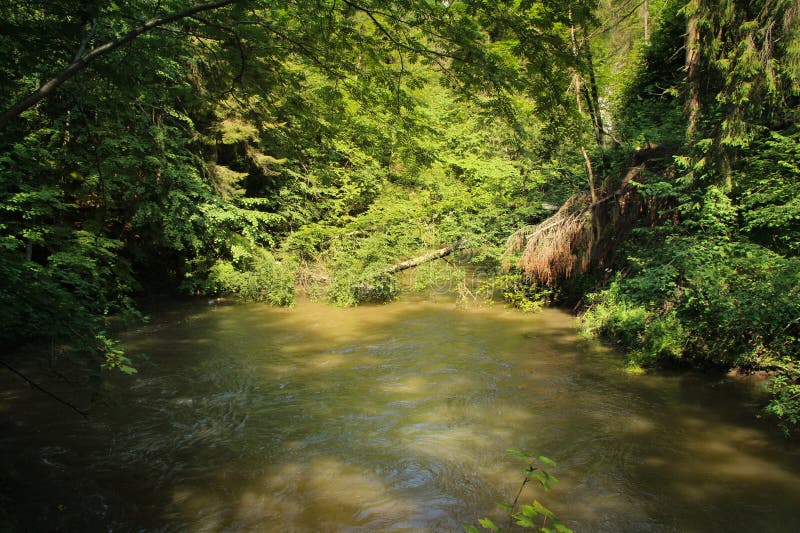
[0,0,238,128]
[341,0,462,61]
[72,18,97,62]
[0,359,89,419]
[386,240,469,274]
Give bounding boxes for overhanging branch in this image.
[0,359,89,419]
[0,0,238,128]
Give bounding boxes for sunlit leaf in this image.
[508,448,529,460]
[478,517,499,531]
[537,455,557,467]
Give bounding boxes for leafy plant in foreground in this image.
[465,451,572,533]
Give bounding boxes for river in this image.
[2,296,800,531]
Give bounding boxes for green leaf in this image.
[514,515,537,528]
[508,448,529,460]
[478,517,499,531]
[537,455,557,467]
[529,471,551,490]
[530,500,556,520]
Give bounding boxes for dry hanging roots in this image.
[503,184,666,285]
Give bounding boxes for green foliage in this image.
[574,0,800,433]
[581,280,650,357]
[480,271,553,313]
[98,333,137,376]
[203,252,296,306]
[0,0,598,387]
[612,0,687,149]
[584,234,800,368]
[0,230,140,374]
[275,72,567,307]
[2,0,796,438]
[326,269,399,307]
[466,451,572,533]
[767,364,800,437]
[282,223,339,261]
[736,129,800,255]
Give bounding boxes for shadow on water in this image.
[2,296,800,532]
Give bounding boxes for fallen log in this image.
[386,240,469,274]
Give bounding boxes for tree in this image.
[0,0,239,128]
[0,0,571,384]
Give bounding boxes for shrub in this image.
[205,252,296,306]
[326,269,398,307]
[480,271,553,313]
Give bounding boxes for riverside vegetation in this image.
[1,0,799,451]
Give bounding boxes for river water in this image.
[2,296,800,531]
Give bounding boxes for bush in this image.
[205,252,296,306]
[582,286,649,353]
[581,226,800,431]
[767,363,800,436]
[634,310,685,365]
[479,270,553,313]
[0,234,140,375]
[326,269,398,307]
[585,232,800,362]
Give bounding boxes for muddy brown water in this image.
[2,296,800,531]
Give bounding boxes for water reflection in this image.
[1,297,799,531]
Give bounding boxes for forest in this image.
[1,0,799,456]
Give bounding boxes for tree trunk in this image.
[581,145,598,205]
[582,27,604,148]
[386,240,468,274]
[685,1,702,142]
[569,10,600,203]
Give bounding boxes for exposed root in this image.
[504,154,672,284]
